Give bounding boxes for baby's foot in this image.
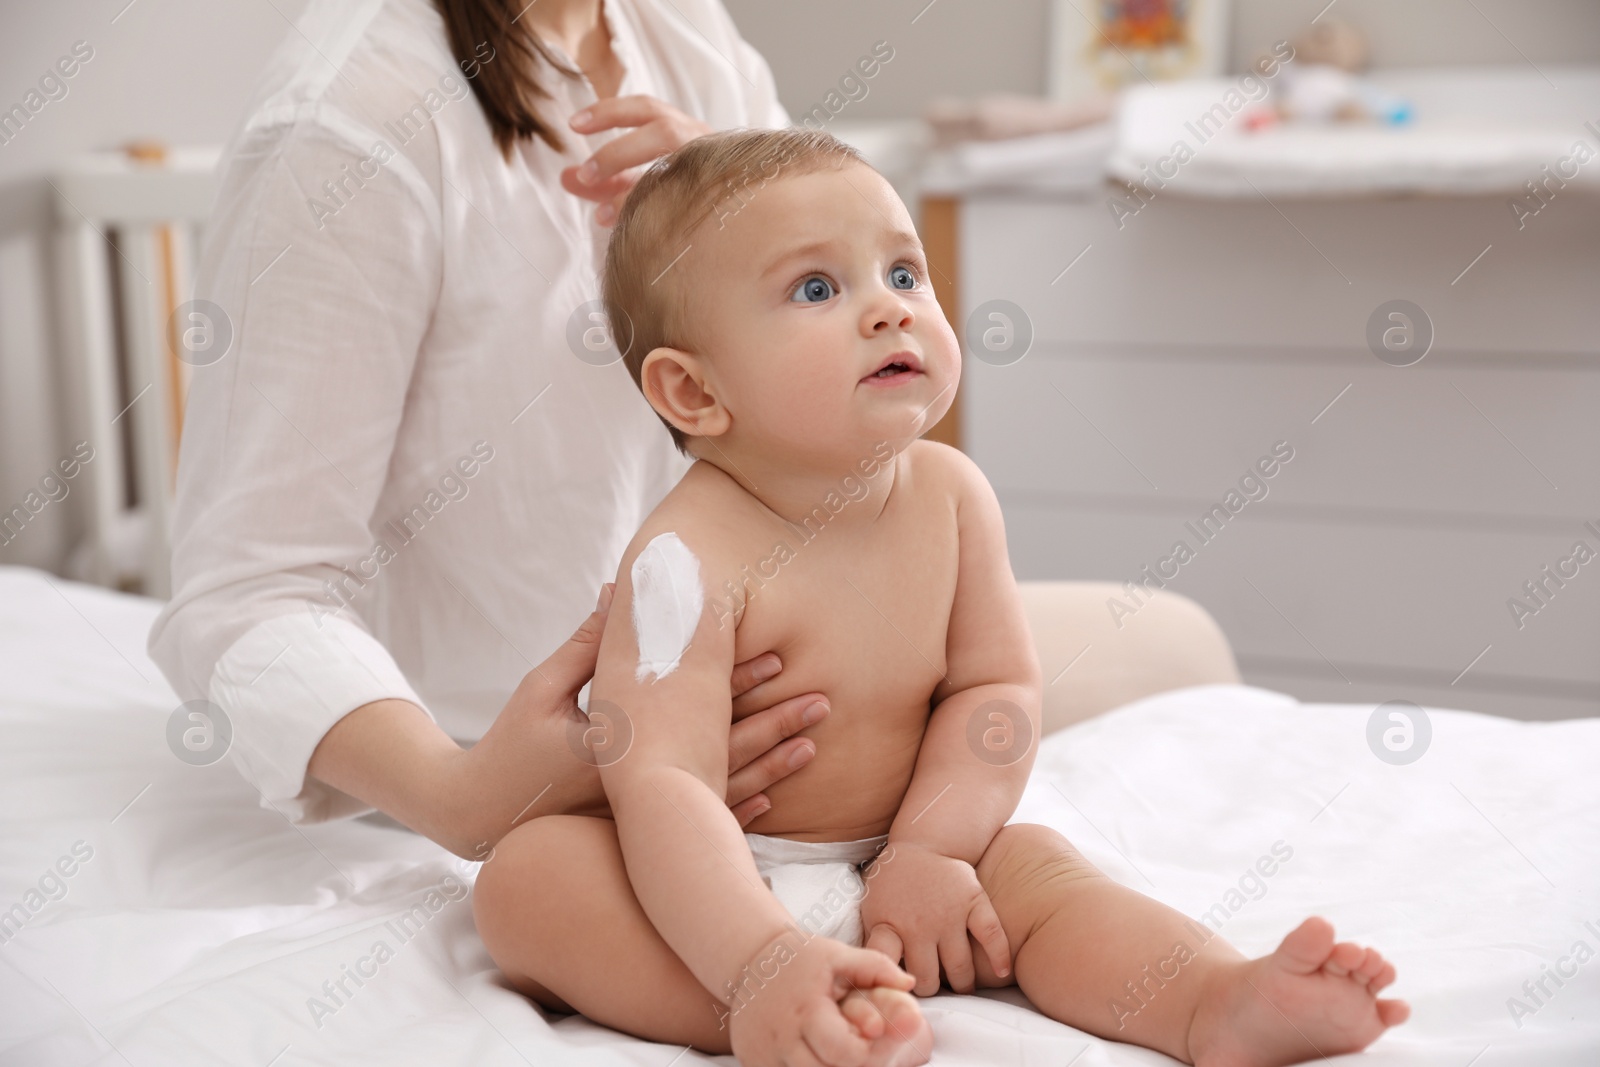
[840,986,933,1067]
[1187,917,1409,1067]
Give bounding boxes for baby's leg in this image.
[966,823,1408,1067]
[474,815,930,1065]
[473,814,733,1051]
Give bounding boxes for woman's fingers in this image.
[595,191,629,227]
[726,736,815,810]
[559,165,634,205]
[730,792,770,828]
[523,585,611,705]
[730,653,782,697]
[563,95,710,225]
[727,692,827,771]
[573,122,682,188]
[571,103,711,186]
[724,672,828,812]
[568,93,671,134]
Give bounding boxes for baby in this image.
[472,128,1409,1067]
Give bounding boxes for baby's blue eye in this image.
[791,275,835,303]
[888,265,916,290]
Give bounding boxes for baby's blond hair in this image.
[602,127,865,455]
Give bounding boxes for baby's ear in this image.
[640,346,731,440]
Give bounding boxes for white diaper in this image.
[745,832,889,946]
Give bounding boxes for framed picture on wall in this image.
[1049,0,1232,100]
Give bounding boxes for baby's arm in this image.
[862,446,1044,995]
[593,525,914,1064]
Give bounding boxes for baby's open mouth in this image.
[861,352,923,384]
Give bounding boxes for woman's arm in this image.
[150,114,828,846]
[147,116,448,827]
[309,585,835,858]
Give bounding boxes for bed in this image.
[2,564,1596,1065]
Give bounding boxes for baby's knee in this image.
[472,816,601,941]
[471,815,609,1008]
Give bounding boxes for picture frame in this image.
[1048,0,1233,101]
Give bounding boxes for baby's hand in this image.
[728,930,926,1067]
[861,841,1012,996]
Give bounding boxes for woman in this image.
[148,0,825,859]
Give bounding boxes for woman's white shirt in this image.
[146,0,790,824]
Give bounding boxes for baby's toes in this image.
[867,987,923,1035]
[840,990,885,1039]
[859,988,932,1067]
[1368,960,1398,994]
[1351,947,1388,987]
[1377,998,1411,1027]
[1324,941,1367,979]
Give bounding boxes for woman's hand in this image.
[561,95,711,226]
[448,583,828,858]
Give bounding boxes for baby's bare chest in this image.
[721,492,961,713]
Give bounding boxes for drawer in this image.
[999,499,1600,693]
[958,192,1600,355]
[963,349,1600,517]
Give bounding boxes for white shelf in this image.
[1110,64,1600,198]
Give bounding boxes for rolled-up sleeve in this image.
[148,113,443,824]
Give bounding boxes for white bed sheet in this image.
[2,564,1596,1065]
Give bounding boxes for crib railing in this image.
[49,144,218,598]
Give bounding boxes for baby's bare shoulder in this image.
[616,461,750,578]
[902,438,985,505]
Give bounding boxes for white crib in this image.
[44,145,219,598]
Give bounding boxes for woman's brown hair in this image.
[433,0,584,161]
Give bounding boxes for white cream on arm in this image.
[630,532,704,684]
[598,529,802,1015]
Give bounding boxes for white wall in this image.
[1227,0,1600,72]
[0,0,307,573]
[3,0,1598,576]
[721,0,1600,120]
[0,1,309,186]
